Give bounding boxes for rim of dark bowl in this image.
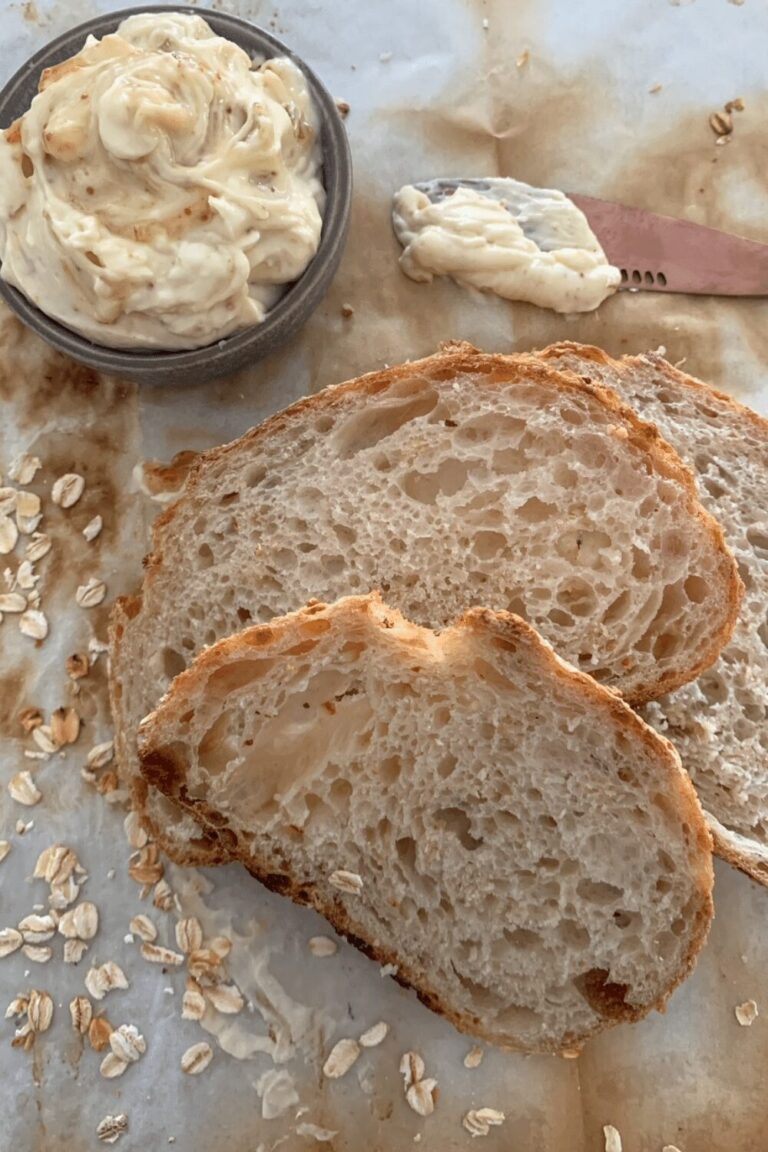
[0,5,352,384]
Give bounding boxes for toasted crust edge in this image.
[136,593,714,1054]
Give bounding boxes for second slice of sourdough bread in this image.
[110,345,740,864]
[136,594,714,1054]
[539,342,768,884]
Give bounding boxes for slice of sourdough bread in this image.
[136,594,713,1054]
[110,345,740,864]
[539,342,768,884]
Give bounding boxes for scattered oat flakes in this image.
[5,995,28,1018]
[335,98,350,118]
[16,561,37,589]
[129,914,157,943]
[19,707,43,734]
[604,1126,623,1152]
[140,941,185,967]
[27,989,53,1033]
[76,577,107,608]
[89,1015,113,1051]
[20,609,48,639]
[153,878,177,912]
[0,488,15,516]
[0,592,26,612]
[725,96,745,113]
[182,982,206,1021]
[463,1044,484,1068]
[308,936,337,957]
[0,842,10,864]
[15,490,41,532]
[83,514,103,542]
[8,454,41,485]
[0,928,23,958]
[462,1108,505,1137]
[85,961,129,1000]
[323,1037,361,1079]
[399,1051,425,1088]
[175,916,203,955]
[329,869,363,895]
[51,706,81,746]
[649,82,663,94]
[181,1041,213,1075]
[58,902,98,941]
[128,844,164,886]
[406,1079,437,1117]
[109,1024,146,1063]
[709,110,732,138]
[9,770,42,806]
[69,996,93,1033]
[63,937,88,966]
[187,948,222,981]
[516,48,530,68]
[26,533,51,562]
[96,1114,128,1144]
[22,944,53,963]
[359,1021,388,1048]
[735,999,758,1026]
[19,913,57,942]
[32,725,57,754]
[203,983,244,1015]
[35,843,78,885]
[340,303,354,318]
[100,1051,128,1079]
[15,819,34,835]
[52,473,85,508]
[87,741,114,769]
[0,514,18,554]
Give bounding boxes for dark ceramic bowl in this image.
[0,6,352,385]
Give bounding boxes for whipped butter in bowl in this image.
[393,178,620,313]
[0,7,351,382]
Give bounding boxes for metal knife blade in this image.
[568,193,768,296]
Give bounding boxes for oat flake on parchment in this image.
[181,1041,213,1074]
[76,577,107,608]
[308,935,337,957]
[51,473,85,508]
[323,1038,361,1079]
[96,1114,128,1144]
[359,1021,388,1048]
[462,1108,505,1137]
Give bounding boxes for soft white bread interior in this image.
[137,594,714,1053]
[539,342,768,885]
[110,345,740,864]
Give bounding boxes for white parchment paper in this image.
[1,0,767,1149]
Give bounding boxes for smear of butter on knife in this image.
[393,179,620,313]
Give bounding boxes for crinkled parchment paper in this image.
[1,0,768,1149]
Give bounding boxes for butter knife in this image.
[568,193,768,296]
[411,178,768,297]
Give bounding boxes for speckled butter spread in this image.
[0,12,325,350]
[393,181,620,313]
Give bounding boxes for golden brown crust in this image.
[136,593,714,1052]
